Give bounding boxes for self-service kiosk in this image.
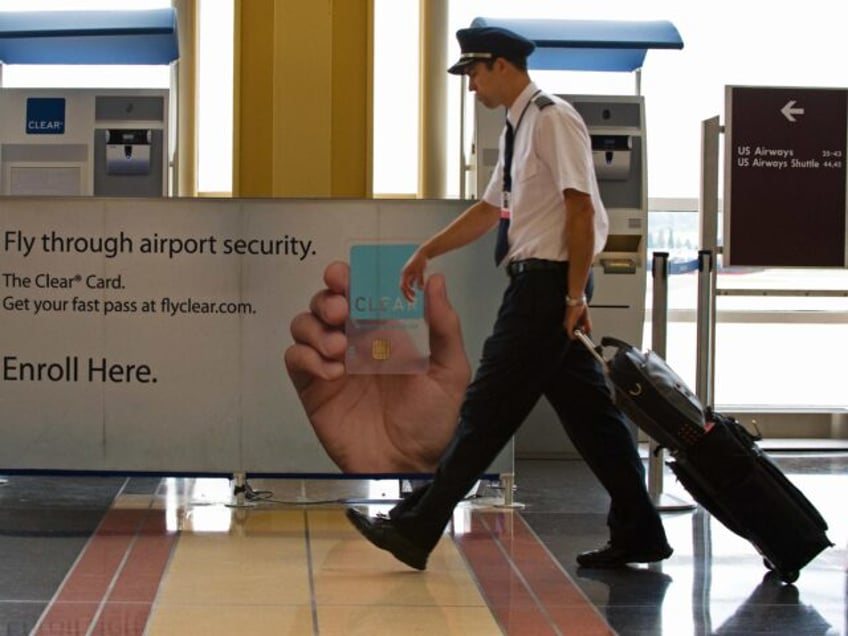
[473,93,649,456]
[0,88,170,197]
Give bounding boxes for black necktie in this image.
[494,118,514,266]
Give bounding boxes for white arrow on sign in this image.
[781,100,805,122]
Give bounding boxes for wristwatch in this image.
[565,294,587,307]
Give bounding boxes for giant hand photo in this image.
[285,261,471,473]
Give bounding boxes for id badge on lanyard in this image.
[501,191,511,221]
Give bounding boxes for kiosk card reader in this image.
[104,130,152,176]
[593,134,632,181]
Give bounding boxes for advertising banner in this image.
[0,197,508,476]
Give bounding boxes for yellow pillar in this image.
[173,0,197,197]
[233,0,372,198]
[419,0,448,198]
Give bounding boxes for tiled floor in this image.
[0,449,845,635]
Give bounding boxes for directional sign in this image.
[724,86,847,267]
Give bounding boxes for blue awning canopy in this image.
[470,17,683,72]
[0,8,179,65]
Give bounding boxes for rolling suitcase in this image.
[576,331,834,583]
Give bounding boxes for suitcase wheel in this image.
[763,558,799,584]
[778,569,799,584]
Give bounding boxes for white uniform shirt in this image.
[482,82,609,264]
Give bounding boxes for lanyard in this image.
[502,89,542,209]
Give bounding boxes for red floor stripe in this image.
[92,511,176,635]
[456,510,614,636]
[494,512,615,634]
[100,512,174,603]
[456,521,558,636]
[34,507,175,636]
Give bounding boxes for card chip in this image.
[371,338,391,361]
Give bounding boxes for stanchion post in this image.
[649,252,669,502]
[696,250,716,406]
[495,472,524,509]
[232,471,247,507]
[648,252,695,512]
[697,115,721,409]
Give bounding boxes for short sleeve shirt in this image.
[482,82,609,263]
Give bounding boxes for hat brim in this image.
[447,58,476,75]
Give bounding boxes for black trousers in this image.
[390,265,667,552]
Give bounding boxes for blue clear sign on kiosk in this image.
[26,98,66,134]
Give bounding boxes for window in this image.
[647,203,848,410]
[196,0,233,194]
[372,0,419,196]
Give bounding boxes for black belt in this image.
[506,258,568,277]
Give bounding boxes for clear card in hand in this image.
[345,243,428,374]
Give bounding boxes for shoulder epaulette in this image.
[533,93,555,110]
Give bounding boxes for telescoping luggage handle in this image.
[573,329,608,370]
[573,329,636,372]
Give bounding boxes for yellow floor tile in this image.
[311,539,488,607]
[110,493,156,509]
[146,604,316,636]
[154,533,311,606]
[150,503,502,635]
[316,605,502,636]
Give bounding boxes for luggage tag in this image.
[345,242,429,374]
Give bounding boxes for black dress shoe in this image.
[345,508,429,571]
[576,542,673,568]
